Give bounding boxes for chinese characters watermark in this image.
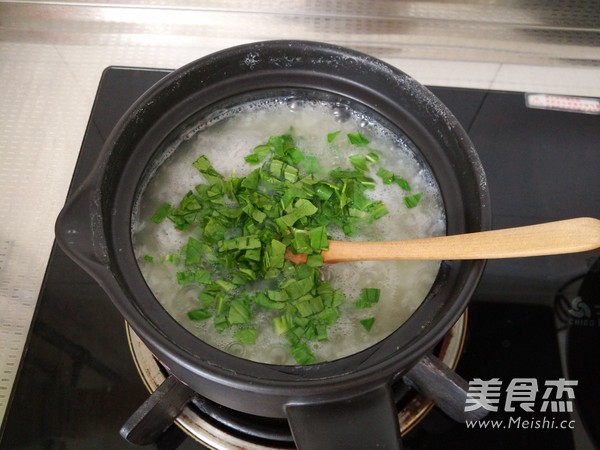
[465,378,578,413]
[464,378,578,430]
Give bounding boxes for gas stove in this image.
[1,66,599,449]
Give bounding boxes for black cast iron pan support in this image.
[120,353,489,448]
[120,374,404,448]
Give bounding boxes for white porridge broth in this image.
[132,97,445,365]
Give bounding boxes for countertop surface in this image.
[1,0,599,426]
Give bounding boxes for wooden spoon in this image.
[285,217,600,264]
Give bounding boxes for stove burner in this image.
[125,314,466,449]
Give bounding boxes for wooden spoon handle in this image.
[322,217,600,264]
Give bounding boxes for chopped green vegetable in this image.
[254,292,286,310]
[300,155,320,174]
[360,317,376,332]
[309,226,328,251]
[215,279,236,292]
[198,292,214,307]
[269,159,299,183]
[273,312,295,335]
[349,154,369,172]
[151,203,171,224]
[187,309,212,321]
[193,155,224,187]
[176,267,211,285]
[275,199,318,230]
[218,235,261,252]
[319,306,341,324]
[315,183,334,201]
[395,177,411,191]
[306,254,323,267]
[295,295,324,317]
[265,239,286,269]
[268,289,290,303]
[327,130,341,142]
[376,168,395,185]
[289,228,309,253]
[290,342,316,365]
[143,255,154,262]
[283,277,315,300]
[366,152,379,163]
[228,298,251,324]
[192,154,211,172]
[184,237,203,266]
[147,130,419,364]
[234,328,257,344]
[376,168,411,191]
[355,288,381,309]
[164,253,180,264]
[245,144,271,165]
[404,192,423,209]
[347,131,370,146]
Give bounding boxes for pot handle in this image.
[120,374,196,445]
[403,353,489,422]
[55,182,109,271]
[286,384,402,450]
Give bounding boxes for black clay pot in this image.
[56,40,490,449]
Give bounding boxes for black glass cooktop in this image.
[1,66,599,450]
